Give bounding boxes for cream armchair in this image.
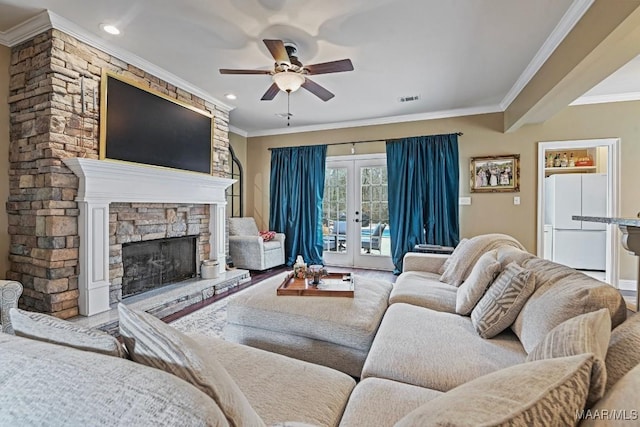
[228,218,286,271]
[1,280,23,334]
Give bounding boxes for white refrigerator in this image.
[545,173,607,271]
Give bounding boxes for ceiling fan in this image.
[220,39,354,102]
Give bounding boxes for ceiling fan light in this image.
[273,72,305,93]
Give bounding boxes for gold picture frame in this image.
[470,154,520,193]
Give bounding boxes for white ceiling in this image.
[0,0,637,136]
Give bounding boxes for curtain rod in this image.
[267,132,463,151]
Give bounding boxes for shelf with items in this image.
[544,166,597,176]
[543,147,600,176]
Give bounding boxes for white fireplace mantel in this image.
[63,158,235,316]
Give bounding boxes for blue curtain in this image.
[386,134,459,273]
[269,145,327,266]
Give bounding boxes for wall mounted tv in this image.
[99,71,213,174]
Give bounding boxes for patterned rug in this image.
[169,286,253,338]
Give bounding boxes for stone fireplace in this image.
[7,28,234,319]
[63,158,233,316]
[121,235,197,299]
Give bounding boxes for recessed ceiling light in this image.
[224,93,237,100]
[100,24,121,35]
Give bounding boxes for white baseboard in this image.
[617,279,637,291]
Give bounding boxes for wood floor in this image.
[162,266,396,323]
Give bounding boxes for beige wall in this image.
[229,132,247,216]
[0,45,9,279]
[246,100,640,281]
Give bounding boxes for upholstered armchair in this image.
[0,280,23,334]
[228,218,286,271]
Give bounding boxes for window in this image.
[226,145,243,217]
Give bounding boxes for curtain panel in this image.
[386,134,459,273]
[269,145,327,266]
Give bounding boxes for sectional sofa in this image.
[1,233,640,426]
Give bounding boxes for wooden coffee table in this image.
[277,272,354,297]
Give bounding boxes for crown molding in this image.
[246,104,501,138]
[570,91,640,106]
[0,10,234,114]
[0,10,51,47]
[499,0,595,110]
[228,126,249,137]
[46,12,234,113]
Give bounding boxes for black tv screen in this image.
[100,72,213,174]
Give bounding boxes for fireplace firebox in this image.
[122,236,197,298]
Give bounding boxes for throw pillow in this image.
[526,308,611,407]
[259,231,276,241]
[395,354,596,426]
[455,250,501,315]
[118,304,265,427]
[604,311,640,392]
[439,234,526,287]
[9,307,127,358]
[437,238,468,275]
[581,362,640,426]
[471,262,535,338]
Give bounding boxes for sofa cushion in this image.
[339,378,442,427]
[362,303,526,391]
[0,333,229,426]
[192,333,355,427]
[389,271,457,312]
[512,256,627,353]
[455,250,501,315]
[471,262,535,338]
[604,311,640,392]
[395,354,596,427]
[437,237,468,274]
[440,233,526,286]
[118,304,265,427]
[9,308,126,358]
[581,362,640,426]
[526,308,611,406]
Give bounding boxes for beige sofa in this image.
[1,234,640,426]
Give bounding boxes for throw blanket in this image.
[440,234,526,287]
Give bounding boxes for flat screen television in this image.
[99,71,213,174]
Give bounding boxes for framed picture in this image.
[470,154,520,193]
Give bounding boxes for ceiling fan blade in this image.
[304,59,354,75]
[219,69,272,75]
[301,78,334,102]
[261,83,280,101]
[263,39,290,64]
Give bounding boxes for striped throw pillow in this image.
[471,262,535,338]
[526,308,611,407]
[396,354,595,426]
[9,308,126,358]
[118,304,265,427]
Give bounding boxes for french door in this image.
[323,155,394,270]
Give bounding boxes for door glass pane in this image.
[360,166,389,256]
[323,167,347,253]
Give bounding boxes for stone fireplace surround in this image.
[63,157,234,316]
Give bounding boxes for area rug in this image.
[169,286,253,338]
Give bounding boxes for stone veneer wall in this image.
[7,29,230,318]
[109,203,210,304]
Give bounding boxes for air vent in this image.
[399,95,420,103]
